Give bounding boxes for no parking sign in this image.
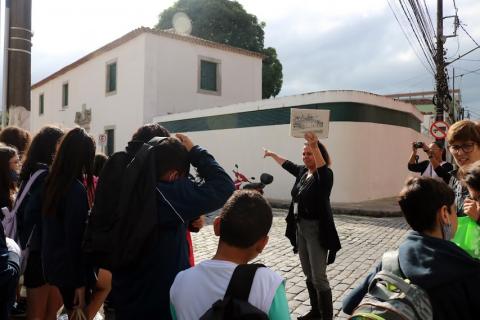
[429,120,449,140]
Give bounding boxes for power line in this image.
[459,24,480,47]
[386,0,435,74]
[455,65,480,77]
[397,0,436,70]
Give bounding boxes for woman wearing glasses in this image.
[445,120,480,219]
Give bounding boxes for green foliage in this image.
[156,0,283,98]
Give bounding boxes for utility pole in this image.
[6,0,32,130]
[1,0,11,129]
[434,0,450,123]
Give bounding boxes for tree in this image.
[156,0,283,99]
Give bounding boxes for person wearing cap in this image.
[407,141,453,183]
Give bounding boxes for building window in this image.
[199,58,221,95]
[39,94,44,115]
[105,128,115,156]
[106,61,117,94]
[62,82,69,107]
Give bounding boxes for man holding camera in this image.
[408,141,453,183]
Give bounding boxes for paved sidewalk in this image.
[270,197,402,217]
[193,210,409,319]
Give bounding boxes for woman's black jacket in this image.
[282,160,341,264]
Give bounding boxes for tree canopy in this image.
[156,0,282,98]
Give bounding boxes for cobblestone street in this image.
[192,211,409,319]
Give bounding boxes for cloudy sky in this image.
[3,0,480,117]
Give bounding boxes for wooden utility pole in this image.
[6,0,32,130]
[434,0,450,123]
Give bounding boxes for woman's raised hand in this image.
[304,132,319,146]
[263,147,275,158]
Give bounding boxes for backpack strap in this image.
[12,169,47,215]
[224,264,266,301]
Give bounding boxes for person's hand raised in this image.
[304,131,318,147]
[175,133,194,152]
[263,147,276,158]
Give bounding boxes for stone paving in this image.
[192,210,409,319]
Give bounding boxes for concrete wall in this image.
[143,32,262,122]
[154,91,427,203]
[31,35,147,152]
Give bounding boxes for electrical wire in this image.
[397,0,436,71]
[386,0,435,74]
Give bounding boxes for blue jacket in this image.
[41,180,91,288]
[112,146,234,320]
[342,231,480,319]
[0,225,20,319]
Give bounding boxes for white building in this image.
[30,27,263,154]
[154,90,426,203]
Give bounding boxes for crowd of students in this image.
[0,119,480,320]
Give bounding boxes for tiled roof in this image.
[32,27,264,89]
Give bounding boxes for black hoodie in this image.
[343,231,480,319]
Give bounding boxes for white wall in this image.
[31,35,147,152]
[153,91,427,203]
[157,122,425,203]
[142,32,262,122]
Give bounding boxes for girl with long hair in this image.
[18,126,65,320]
[40,127,102,318]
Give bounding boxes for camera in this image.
[413,142,424,149]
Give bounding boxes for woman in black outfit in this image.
[40,128,98,317]
[19,126,65,320]
[264,132,341,320]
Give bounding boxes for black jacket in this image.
[41,180,91,288]
[282,160,341,264]
[407,160,453,183]
[343,231,480,319]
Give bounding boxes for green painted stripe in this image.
[159,102,420,133]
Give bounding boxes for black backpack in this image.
[82,137,166,271]
[200,264,269,320]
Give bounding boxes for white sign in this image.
[290,108,330,138]
[98,133,108,146]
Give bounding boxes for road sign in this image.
[98,133,108,146]
[429,120,449,140]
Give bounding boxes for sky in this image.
[2,0,480,118]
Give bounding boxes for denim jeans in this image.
[296,218,330,291]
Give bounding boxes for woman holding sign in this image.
[264,132,340,320]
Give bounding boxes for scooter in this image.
[232,164,273,195]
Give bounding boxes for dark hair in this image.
[0,146,18,209]
[0,126,32,157]
[132,123,170,142]
[398,177,454,232]
[462,160,480,192]
[42,128,95,216]
[20,126,64,182]
[219,190,273,248]
[317,141,331,166]
[446,120,480,145]
[93,153,108,177]
[152,137,189,180]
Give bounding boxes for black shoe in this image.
[297,310,322,320]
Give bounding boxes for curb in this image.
[268,199,402,218]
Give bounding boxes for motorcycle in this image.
[232,164,273,195]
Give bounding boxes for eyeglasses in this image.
[448,143,476,154]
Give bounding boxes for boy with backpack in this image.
[96,133,235,319]
[342,177,480,320]
[170,190,291,320]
